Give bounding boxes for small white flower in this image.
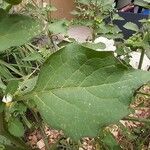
[129,52,150,70]
[43,2,48,8]
[2,94,13,104]
[94,36,116,51]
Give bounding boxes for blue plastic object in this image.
[142,9,150,15]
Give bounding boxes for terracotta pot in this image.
[49,0,75,19]
[14,0,75,19]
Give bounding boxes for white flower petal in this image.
[2,94,13,104]
[109,39,115,45]
[104,46,116,51]
[94,37,108,44]
[2,96,7,103]
[43,2,47,7]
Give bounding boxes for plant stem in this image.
[48,0,52,22]
[92,0,98,40]
[21,114,32,129]
[138,48,145,69]
[31,110,50,150]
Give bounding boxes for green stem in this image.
[48,0,52,22]
[92,0,98,40]
[138,48,145,69]
[21,114,32,129]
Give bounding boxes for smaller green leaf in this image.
[102,131,121,150]
[23,52,42,61]
[0,65,13,80]
[113,14,124,21]
[8,118,25,137]
[0,135,12,147]
[7,102,27,115]
[4,0,22,5]
[0,13,42,52]
[139,19,148,23]
[19,76,38,94]
[49,20,69,34]
[0,78,6,90]
[123,22,139,32]
[0,60,23,77]
[82,42,106,50]
[5,80,19,95]
[134,0,150,8]
[143,0,150,2]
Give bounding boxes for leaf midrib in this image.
[34,77,132,94]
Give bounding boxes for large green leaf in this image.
[0,11,42,52]
[25,43,150,140]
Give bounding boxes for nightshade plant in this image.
[72,0,123,40]
[0,0,150,149]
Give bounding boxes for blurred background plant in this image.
[71,0,124,40]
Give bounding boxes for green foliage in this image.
[72,0,123,40]
[22,51,43,62]
[0,135,12,147]
[25,43,150,140]
[8,118,25,137]
[5,80,18,95]
[0,10,42,52]
[123,22,139,32]
[0,0,150,149]
[125,19,150,60]
[134,0,150,9]
[4,0,22,5]
[82,42,106,50]
[101,130,121,150]
[49,19,69,35]
[77,0,114,7]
